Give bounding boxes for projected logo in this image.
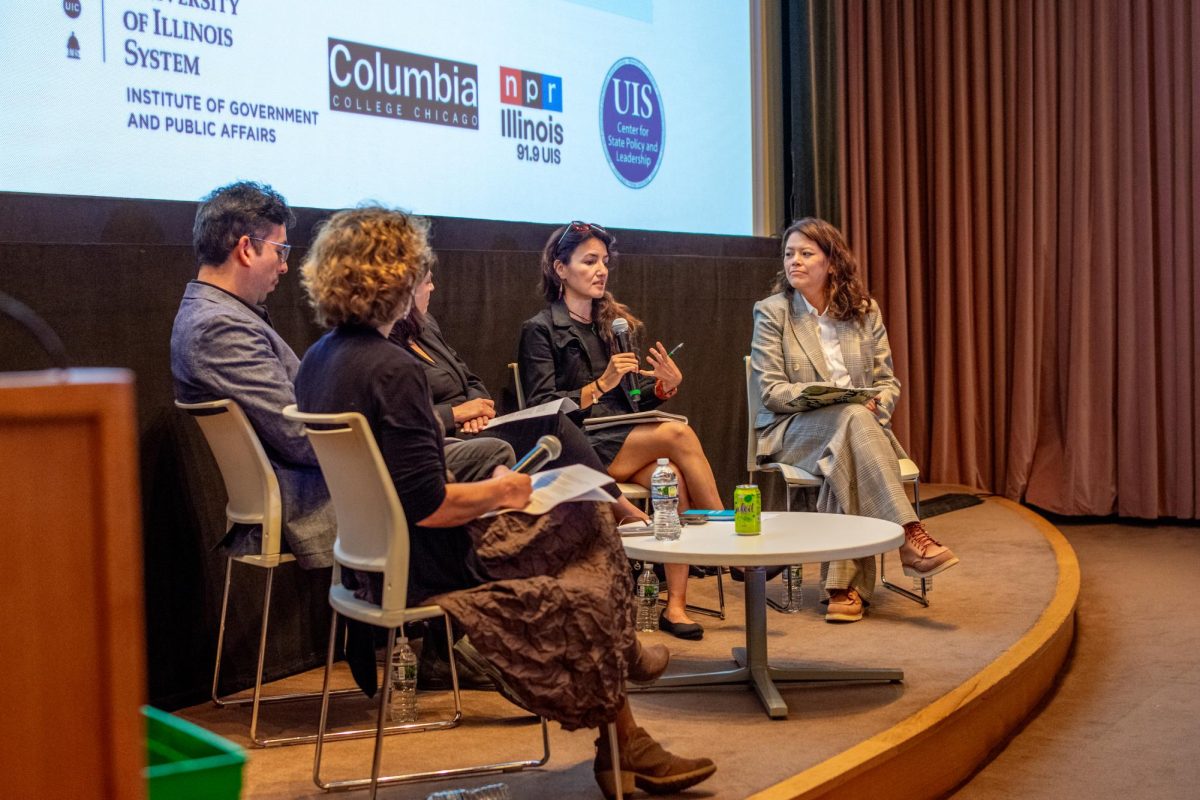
[599,58,663,189]
[499,65,563,165]
[327,38,479,129]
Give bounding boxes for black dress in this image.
[295,324,637,730]
[517,301,664,466]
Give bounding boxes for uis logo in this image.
[500,65,563,164]
[599,57,663,189]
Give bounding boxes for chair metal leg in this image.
[881,479,929,607]
[247,564,275,745]
[880,553,930,607]
[211,560,360,747]
[314,612,550,793]
[367,628,398,799]
[312,610,340,790]
[608,721,624,800]
[211,557,235,706]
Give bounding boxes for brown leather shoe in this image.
[627,641,670,685]
[595,726,716,798]
[900,522,960,578]
[825,588,864,623]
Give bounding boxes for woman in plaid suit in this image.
[749,218,958,623]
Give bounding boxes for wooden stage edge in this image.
[751,498,1080,800]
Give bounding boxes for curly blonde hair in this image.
[300,206,434,329]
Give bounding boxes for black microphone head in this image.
[536,434,562,460]
[611,317,630,336]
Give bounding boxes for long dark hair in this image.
[539,223,644,351]
[390,304,424,345]
[772,217,871,323]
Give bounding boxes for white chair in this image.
[176,398,358,747]
[509,361,726,620]
[742,357,930,607]
[282,406,568,798]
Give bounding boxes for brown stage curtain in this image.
[828,0,1198,518]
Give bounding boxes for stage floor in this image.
[176,487,1070,799]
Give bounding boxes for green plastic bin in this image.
[143,705,245,800]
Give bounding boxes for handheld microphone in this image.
[512,435,562,474]
[611,317,641,411]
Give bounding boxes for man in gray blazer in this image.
[171,181,336,568]
[171,181,514,572]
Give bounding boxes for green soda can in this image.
[734,484,762,534]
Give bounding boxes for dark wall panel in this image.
[0,194,780,708]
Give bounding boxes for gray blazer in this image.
[171,281,334,568]
[749,291,903,460]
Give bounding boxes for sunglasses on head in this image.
[556,220,608,250]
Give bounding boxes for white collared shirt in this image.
[801,294,853,389]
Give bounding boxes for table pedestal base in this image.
[635,566,903,718]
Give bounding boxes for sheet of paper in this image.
[503,463,616,516]
[774,462,820,483]
[484,397,579,430]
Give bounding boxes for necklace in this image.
[567,308,593,324]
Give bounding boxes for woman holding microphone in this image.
[518,221,724,640]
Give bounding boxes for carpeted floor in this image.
[176,488,1059,799]
[949,519,1200,800]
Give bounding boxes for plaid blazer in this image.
[749,291,902,458]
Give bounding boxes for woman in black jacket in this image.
[518,221,724,640]
[388,270,651,525]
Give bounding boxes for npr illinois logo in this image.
[499,65,563,165]
[499,66,562,111]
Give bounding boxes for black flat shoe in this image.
[658,611,704,640]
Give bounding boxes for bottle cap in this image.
[657,457,669,465]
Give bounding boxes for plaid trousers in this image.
[769,403,918,600]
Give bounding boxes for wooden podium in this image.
[0,369,146,799]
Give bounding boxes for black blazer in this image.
[517,301,661,416]
[393,313,491,434]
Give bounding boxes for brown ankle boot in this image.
[594,726,716,797]
[627,641,670,685]
[899,522,960,578]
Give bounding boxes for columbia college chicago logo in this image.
[327,38,479,129]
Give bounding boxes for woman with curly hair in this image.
[749,217,958,623]
[518,221,724,640]
[294,206,715,798]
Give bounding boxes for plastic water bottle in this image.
[635,563,660,631]
[650,458,681,541]
[782,565,803,613]
[389,636,418,723]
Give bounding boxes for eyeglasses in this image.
[556,221,607,250]
[248,236,291,263]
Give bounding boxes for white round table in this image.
[623,512,905,719]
